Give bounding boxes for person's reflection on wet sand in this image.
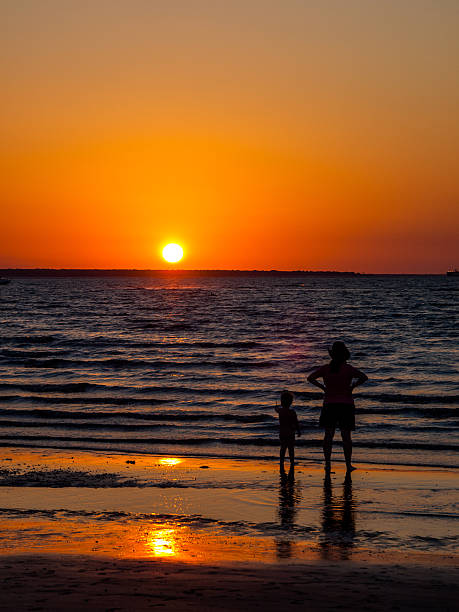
[320,472,356,560]
[275,468,301,559]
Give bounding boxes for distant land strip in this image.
[0,269,360,278]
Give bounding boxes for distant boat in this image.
[0,278,10,285]
[446,269,459,276]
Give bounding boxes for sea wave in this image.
[4,357,275,370]
[0,433,456,451]
[0,382,260,396]
[56,338,265,350]
[1,349,67,358]
[0,419,456,434]
[0,395,168,406]
[0,381,457,406]
[362,393,459,405]
[0,382,93,393]
[357,406,459,417]
[0,408,272,423]
[0,335,55,345]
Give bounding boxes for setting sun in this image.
[162,243,184,264]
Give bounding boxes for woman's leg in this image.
[341,429,354,471]
[323,427,335,470]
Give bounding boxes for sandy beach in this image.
[0,447,457,610]
[1,553,458,611]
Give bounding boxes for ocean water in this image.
[0,274,457,468]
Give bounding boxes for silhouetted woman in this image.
[307,342,367,473]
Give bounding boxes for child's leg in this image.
[341,429,354,471]
[280,443,287,470]
[288,441,295,466]
[323,427,335,469]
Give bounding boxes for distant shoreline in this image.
[0,269,448,277]
[0,268,362,277]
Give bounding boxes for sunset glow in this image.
[1,1,458,272]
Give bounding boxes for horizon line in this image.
[0,268,448,276]
[0,267,360,274]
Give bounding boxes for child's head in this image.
[280,390,294,408]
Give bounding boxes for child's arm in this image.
[295,411,301,436]
[307,367,326,392]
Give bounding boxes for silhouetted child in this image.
[275,390,301,472]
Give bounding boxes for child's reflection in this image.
[320,472,356,560]
[275,468,301,559]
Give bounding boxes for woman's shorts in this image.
[319,403,355,431]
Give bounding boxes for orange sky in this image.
[1,1,458,272]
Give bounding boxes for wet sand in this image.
[0,447,457,609]
[0,554,458,611]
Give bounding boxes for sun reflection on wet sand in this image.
[145,527,178,557]
[157,458,183,467]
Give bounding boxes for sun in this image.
[162,243,184,263]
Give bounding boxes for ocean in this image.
[0,274,458,469]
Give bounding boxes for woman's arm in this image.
[350,370,368,391]
[307,368,326,392]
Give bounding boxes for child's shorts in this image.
[279,433,295,446]
[319,403,355,431]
